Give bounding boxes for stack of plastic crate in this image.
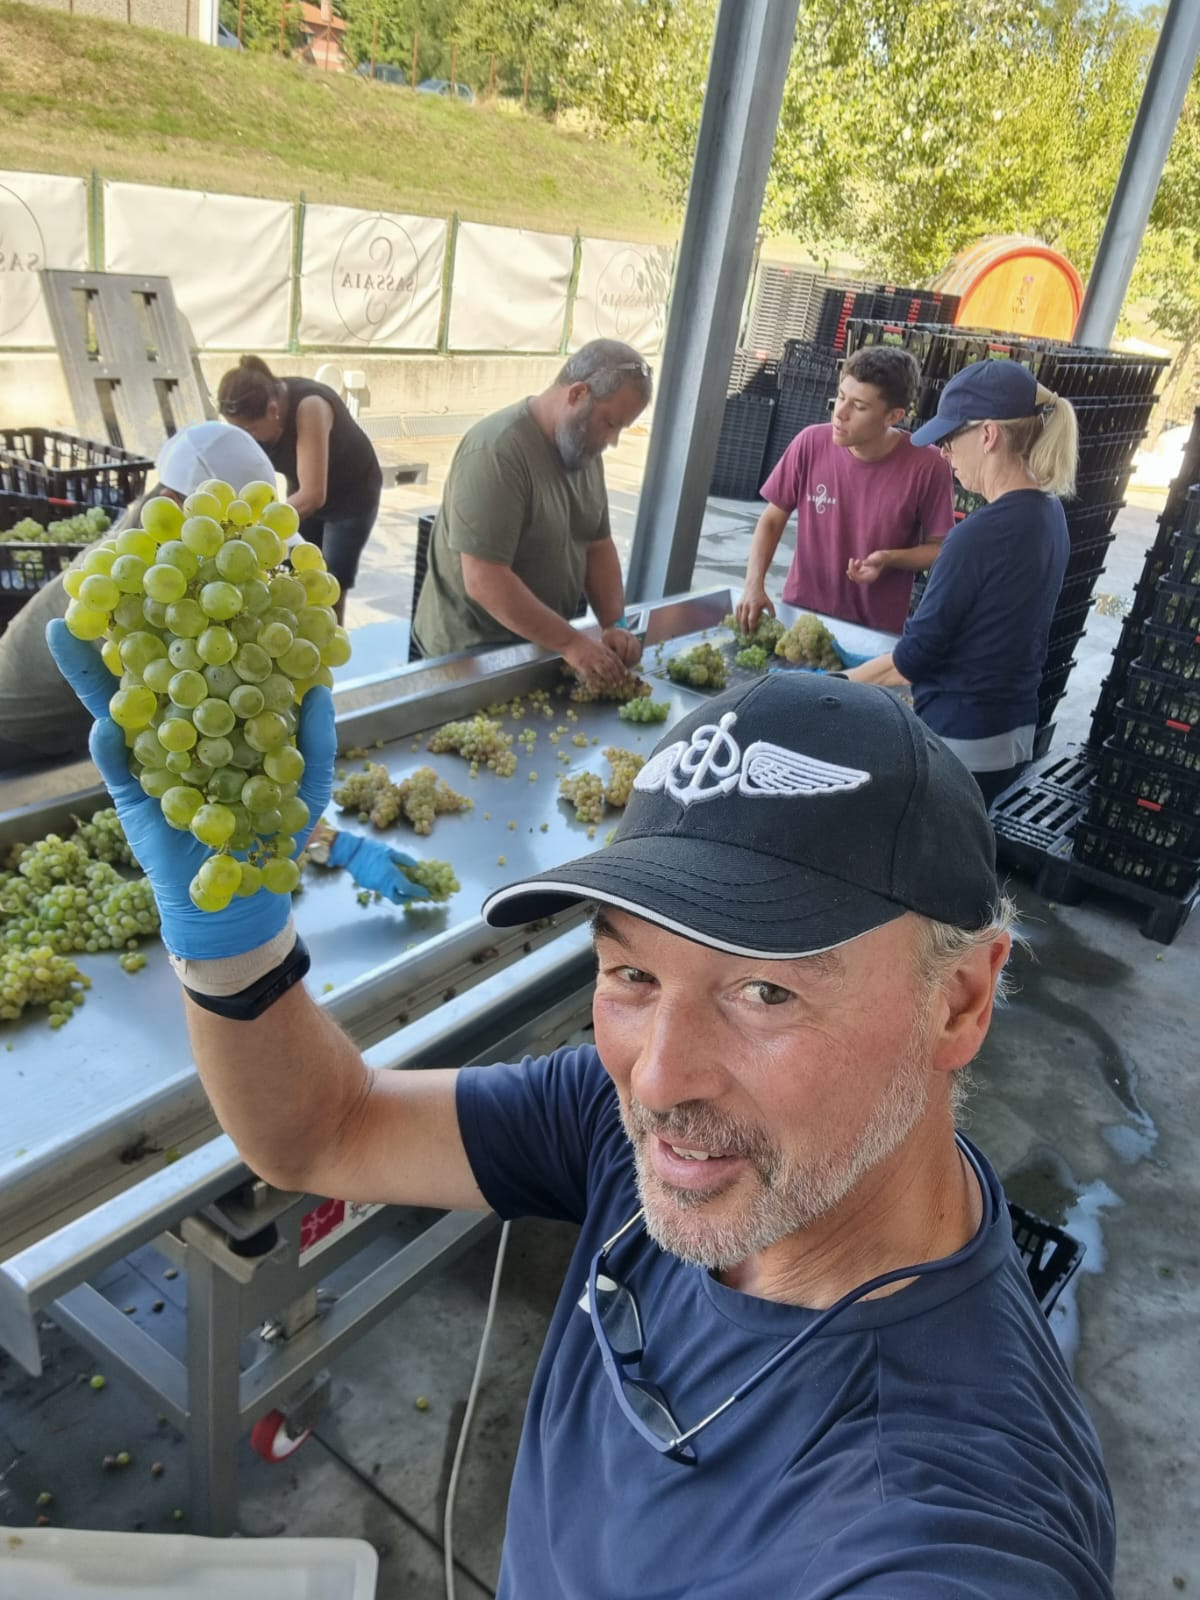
[710,350,779,500]
[1088,408,1200,750]
[1071,486,1200,916]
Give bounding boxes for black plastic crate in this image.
[0,429,152,510]
[1170,529,1200,587]
[728,349,780,397]
[1057,569,1105,611]
[711,393,774,500]
[1124,665,1200,725]
[1064,533,1115,579]
[1039,657,1076,703]
[1073,819,1200,894]
[1072,464,1132,507]
[1110,703,1198,773]
[1096,741,1200,814]
[1064,499,1124,539]
[1075,429,1149,473]
[1048,599,1093,648]
[1140,621,1199,682]
[1008,1203,1086,1315]
[990,747,1095,862]
[1084,783,1200,858]
[1150,579,1200,637]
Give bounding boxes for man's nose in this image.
[629,1001,723,1113]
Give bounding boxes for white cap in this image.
[155,421,276,497]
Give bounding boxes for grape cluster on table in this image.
[1,809,159,1025]
[666,642,729,690]
[774,614,842,669]
[427,714,517,777]
[333,762,472,834]
[61,478,352,913]
[618,697,671,724]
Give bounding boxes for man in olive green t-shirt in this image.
[411,339,652,685]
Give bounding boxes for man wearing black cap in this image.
[46,628,1117,1600]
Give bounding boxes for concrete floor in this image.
[1,427,1197,1598]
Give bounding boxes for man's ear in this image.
[886,406,908,429]
[930,934,1012,1075]
[564,381,591,409]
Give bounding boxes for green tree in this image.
[218,0,304,52]
[340,0,468,81]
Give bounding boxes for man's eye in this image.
[745,981,792,1006]
[617,966,654,985]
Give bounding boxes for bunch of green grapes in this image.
[401,859,460,902]
[61,479,352,913]
[722,612,785,651]
[667,642,729,690]
[735,644,769,672]
[774,614,841,669]
[333,763,472,835]
[72,807,137,867]
[564,667,653,705]
[603,748,645,808]
[427,715,517,777]
[1,507,111,546]
[559,771,605,824]
[31,864,158,955]
[617,697,670,724]
[0,945,89,1025]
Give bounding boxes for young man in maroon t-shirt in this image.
[735,346,955,637]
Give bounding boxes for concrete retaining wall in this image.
[0,351,567,440]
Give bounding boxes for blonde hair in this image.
[993,383,1078,497]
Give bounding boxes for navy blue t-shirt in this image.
[456,1045,1115,1599]
[892,490,1069,742]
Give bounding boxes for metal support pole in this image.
[625,0,801,603]
[1074,0,1200,349]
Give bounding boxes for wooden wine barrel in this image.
[931,236,1083,340]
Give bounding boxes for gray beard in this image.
[620,1023,935,1272]
[555,402,595,471]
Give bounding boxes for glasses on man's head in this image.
[939,420,982,453]
[586,1146,992,1465]
[611,358,652,380]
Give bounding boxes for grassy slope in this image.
[0,3,678,242]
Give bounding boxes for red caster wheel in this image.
[250,1409,312,1462]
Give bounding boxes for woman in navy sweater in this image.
[846,359,1078,807]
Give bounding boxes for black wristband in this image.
[184,935,312,1023]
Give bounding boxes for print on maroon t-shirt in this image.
[760,424,955,634]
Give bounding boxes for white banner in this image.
[571,238,673,354]
[0,171,89,347]
[299,204,446,348]
[447,221,574,353]
[103,182,294,350]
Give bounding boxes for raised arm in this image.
[46,621,487,1214]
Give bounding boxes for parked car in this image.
[216,22,242,48]
[416,78,475,103]
[355,61,408,85]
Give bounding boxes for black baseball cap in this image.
[911,359,1042,448]
[482,674,999,959]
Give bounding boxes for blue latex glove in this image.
[327,832,430,903]
[46,620,336,961]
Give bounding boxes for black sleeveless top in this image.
[267,378,382,521]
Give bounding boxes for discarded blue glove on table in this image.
[326,832,430,903]
[46,620,336,962]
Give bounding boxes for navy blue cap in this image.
[483,673,998,959]
[911,359,1040,447]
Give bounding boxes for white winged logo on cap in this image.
[633,712,871,807]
